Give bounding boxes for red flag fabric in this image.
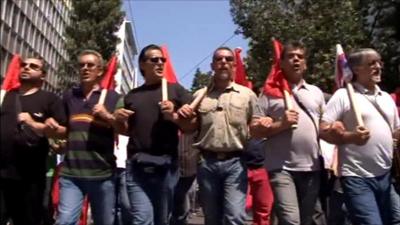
[335,44,353,89]
[234,47,253,89]
[161,45,178,83]
[1,54,21,91]
[100,55,118,90]
[263,39,291,98]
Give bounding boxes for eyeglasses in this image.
[79,62,99,69]
[146,57,167,64]
[21,62,42,71]
[214,56,234,62]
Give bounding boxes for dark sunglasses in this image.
[21,62,42,71]
[147,57,167,64]
[214,56,234,62]
[79,62,99,69]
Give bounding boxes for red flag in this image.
[161,45,178,83]
[100,55,118,90]
[1,54,21,91]
[263,39,291,98]
[234,47,253,89]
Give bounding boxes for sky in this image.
[123,0,249,89]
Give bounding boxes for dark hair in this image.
[24,56,48,75]
[138,44,163,76]
[281,40,307,59]
[212,46,234,62]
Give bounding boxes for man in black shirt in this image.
[0,57,66,225]
[114,44,196,225]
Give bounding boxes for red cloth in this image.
[234,48,253,89]
[161,45,178,83]
[246,168,274,225]
[391,88,400,115]
[1,54,21,91]
[263,39,291,98]
[100,55,118,90]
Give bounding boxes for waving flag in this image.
[100,55,118,90]
[1,54,21,105]
[263,39,291,98]
[98,55,118,104]
[335,44,353,88]
[234,47,253,89]
[161,45,178,83]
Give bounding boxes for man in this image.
[250,41,325,225]
[51,50,120,225]
[320,48,400,225]
[0,57,66,225]
[191,46,258,225]
[113,44,196,225]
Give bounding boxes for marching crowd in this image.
[0,41,399,225]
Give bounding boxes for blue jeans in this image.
[115,168,132,225]
[341,172,391,225]
[268,170,320,225]
[126,160,179,225]
[197,156,247,225]
[55,176,116,225]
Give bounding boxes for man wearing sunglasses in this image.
[190,47,258,225]
[0,57,67,225]
[113,44,196,225]
[51,50,121,225]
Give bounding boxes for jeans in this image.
[115,168,132,225]
[341,172,391,225]
[170,175,196,225]
[268,170,320,225]
[126,160,179,225]
[246,167,274,225]
[55,176,116,225]
[390,184,400,225]
[197,156,247,225]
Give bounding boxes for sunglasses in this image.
[147,57,167,64]
[79,62,99,69]
[214,56,234,62]
[21,62,42,71]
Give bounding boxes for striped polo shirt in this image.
[61,86,120,179]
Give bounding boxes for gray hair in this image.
[77,49,104,70]
[347,48,380,69]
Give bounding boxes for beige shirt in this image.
[193,82,258,152]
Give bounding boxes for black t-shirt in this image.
[124,82,192,158]
[0,89,66,180]
[243,139,266,168]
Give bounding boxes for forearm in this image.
[170,113,198,133]
[45,126,67,139]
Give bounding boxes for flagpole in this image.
[345,82,364,127]
[283,90,298,129]
[98,89,107,105]
[162,77,168,101]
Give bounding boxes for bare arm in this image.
[250,109,298,138]
[320,121,370,145]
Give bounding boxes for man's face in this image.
[211,49,236,82]
[140,49,165,82]
[354,52,383,86]
[78,54,103,84]
[19,58,45,83]
[281,47,307,83]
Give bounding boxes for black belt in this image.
[201,150,242,160]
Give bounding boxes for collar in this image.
[353,82,382,96]
[292,79,310,92]
[72,84,102,95]
[210,81,240,93]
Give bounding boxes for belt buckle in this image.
[217,153,227,160]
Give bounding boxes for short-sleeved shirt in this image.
[255,81,325,171]
[0,89,66,180]
[322,83,400,177]
[123,82,192,158]
[61,86,120,179]
[193,82,258,152]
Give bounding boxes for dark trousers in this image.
[0,177,46,225]
[171,175,197,225]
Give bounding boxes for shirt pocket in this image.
[228,96,248,126]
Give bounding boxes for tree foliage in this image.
[229,0,400,93]
[57,0,124,91]
[191,68,212,93]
